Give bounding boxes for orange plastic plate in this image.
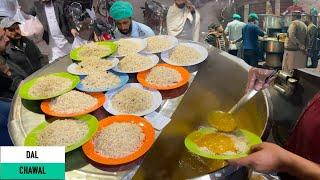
[137,63,190,90]
[41,92,105,117]
[82,115,155,165]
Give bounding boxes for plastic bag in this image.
[19,16,44,43]
[13,8,26,24]
[72,36,88,49]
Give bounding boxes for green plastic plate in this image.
[70,41,118,61]
[24,114,99,153]
[184,127,262,160]
[18,72,80,100]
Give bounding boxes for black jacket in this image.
[6,37,48,75]
[0,54,27,99]
[29,0,75,44]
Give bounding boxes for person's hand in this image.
[71,29,79,37]
[299,44,305,51]
[0,63,11,76]
[186,0,195,13]
[229,142,290,173]
[245,68,277,93]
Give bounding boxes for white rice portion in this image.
[78,43,110,59]
[146,66,182,86]
[118,53,153,72]
[49,90,98,114]
[115,39,141,56]
[28,75,72,98]
[94,122,145,159]
[82,71,121,90]
[169,45,202,65]
[199,133,248,155]
[75,58,113,74]
[111,87,153,114]
[145,36,173,52]
[38,119,88,147]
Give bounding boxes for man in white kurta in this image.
[44,1,72,63]
[166,0,200,42]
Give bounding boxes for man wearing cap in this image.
[234,13,265,67]
[110,1,154,39]
[283,0,304,15]
[282,12,307,72]
[0,17,47,75]
[0,27,27,145]
[166,0,200,41]
[225,13,245,56]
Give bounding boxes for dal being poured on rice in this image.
[77,43,111,59]
[38,119,88,147]
[49,90,98,114]
[118,54,153,72]
[169,45,202,65]
[145,36,173,52]
[111,87,152,114]
[146,66,182,86]
[28,75,72,98]
[94,122,145,159]
[82,71,121,90]
[192,132,248,155]
[115,39,141,56]
[75,58,113,74]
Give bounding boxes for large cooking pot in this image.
[8,48,272,179]
[260,14,282,31]
[263,40,284,53]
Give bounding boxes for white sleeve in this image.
[139,23,155,37]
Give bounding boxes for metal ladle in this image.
[207,89,258,132]
[208,70,277,132]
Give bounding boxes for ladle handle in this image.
[228,89,258,114]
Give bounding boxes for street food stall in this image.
[7,31,320,179]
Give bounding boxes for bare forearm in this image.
[283,151,320,180]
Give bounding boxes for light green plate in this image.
[24,114,99,153]
[70,41,118,61]
[184,127,262,160]
[18,72,80,100]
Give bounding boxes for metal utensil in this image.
[208,70,278,132]
[228,89,258,114]
[228,69,278,114]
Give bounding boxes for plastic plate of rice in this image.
[24,114,99,153]
[137,63,190,90]
[19,72,80,100]
[76,71,129,92]
[111,38,147,57]
[112,53,159,74]
[103,83,162,116]
[41,91,105,117]
[67,57,119,76]
[184,127,262,160]
[82,115,155,165]
[70,41,117,61]
[143,35,179,54]
[161,42,209,66]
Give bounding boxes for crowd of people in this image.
[205,11,320,71]
[0,0,320,179]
